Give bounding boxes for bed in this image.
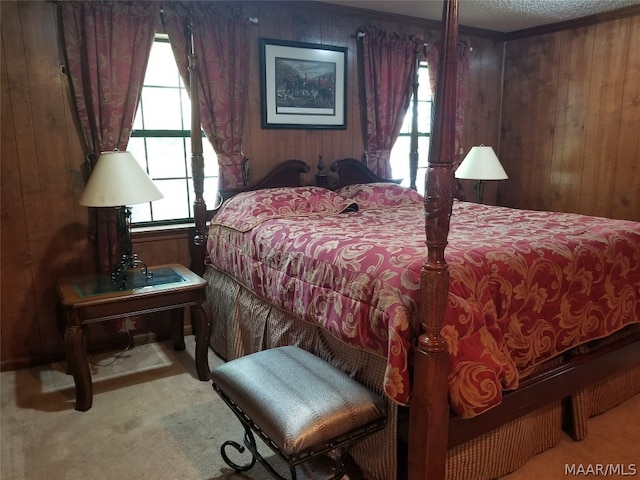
[199,161,640,479]
[186,1,640,479]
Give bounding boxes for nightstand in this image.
[56,263,210,411]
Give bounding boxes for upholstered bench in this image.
[210,346,387,480]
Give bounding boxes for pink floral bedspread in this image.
[206,199,640,417]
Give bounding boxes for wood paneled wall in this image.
[500,14,640,220]
[2,1,92,369]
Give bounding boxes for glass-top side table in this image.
[57,263,210,411]
[72,265,187,297]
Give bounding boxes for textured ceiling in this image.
[321,0,640,32]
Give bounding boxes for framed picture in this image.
[259,38,347,129]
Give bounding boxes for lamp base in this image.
[473,180,486,204]
[111,254,152,289]
[111,206,152,289]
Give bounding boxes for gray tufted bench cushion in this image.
[210,346,387,478]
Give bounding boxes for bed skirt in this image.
[446,402,562,480]
[204,267,565,480]
[564,324,640,441]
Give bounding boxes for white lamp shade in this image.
[79,151,163,207]
[455,146,508,180]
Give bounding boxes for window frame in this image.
[129,34,218,228]
[390,61,432,194]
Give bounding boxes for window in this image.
[389,62,432,195]
[128,35,219,226]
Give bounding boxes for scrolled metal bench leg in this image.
[225,407,294,480]
[220,438,255,472]
[241,425,294,480]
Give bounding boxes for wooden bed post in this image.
[409,48,419,191]
[188,17,207,276]
[408,0,459,479]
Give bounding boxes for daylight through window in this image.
[389,62,431,195]
[128,35,219,226]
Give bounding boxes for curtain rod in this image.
[356,30,473,51]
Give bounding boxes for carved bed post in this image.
[409,48,419,191]
[188,17,207,276]
[408,0,458,479]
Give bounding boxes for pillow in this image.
[211,186,355,232]
[335,182,423,210]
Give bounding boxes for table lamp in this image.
[455,145,508,203]
[79,151,163,286]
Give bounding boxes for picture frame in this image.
[259,38,347,129]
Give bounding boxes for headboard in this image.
[329,157,402,189]
[216,159,310,203]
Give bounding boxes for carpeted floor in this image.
[1,337,638,480]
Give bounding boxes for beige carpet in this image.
[1,337,638,480]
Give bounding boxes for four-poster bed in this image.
[186,1,640,479]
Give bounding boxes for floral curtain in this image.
[60,1,160,272]
[163,3,250,189]
[361,27,421,178]
[427,41,471,199]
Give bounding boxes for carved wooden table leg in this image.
[172,307,186,351]
[192,304,211,380]
[64,320,92,412]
